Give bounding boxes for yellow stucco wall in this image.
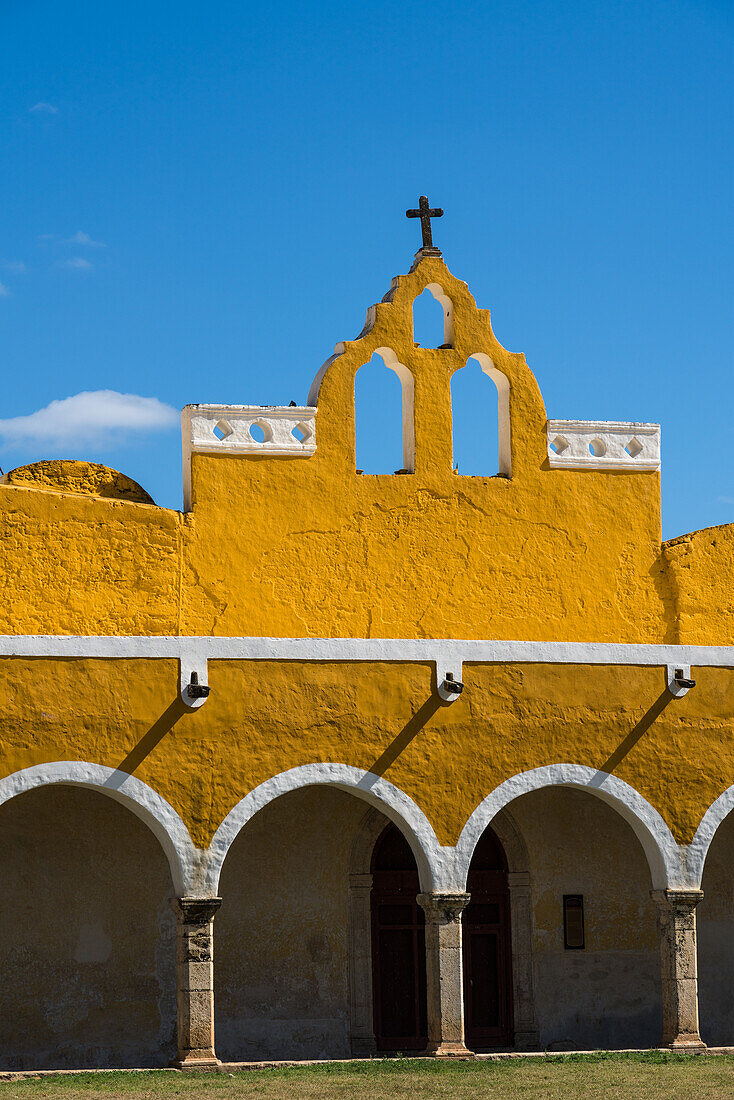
[1,656,732,847]
[1,253,732,852]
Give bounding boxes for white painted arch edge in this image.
[455,764,684,891]
[684,784,734,888]
[206,763,459,894]
[0,762,201,896]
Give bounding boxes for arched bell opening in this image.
[412,284,454,349]
[354,349,415,475]
[451,354,511,477]
[370,822,428,1052]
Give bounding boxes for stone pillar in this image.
[172,897,222,1068]
[651,889,706,1052]
[348,871,376,1056]
[417,892,473,1058]
[507,872,539,1050]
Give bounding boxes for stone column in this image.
[172,897,222,1068]
[417,892,473,1058]
[348,871,376,1056]
[651,889,706,1052]
[507,872,539,1050]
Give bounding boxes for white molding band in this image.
[1,635,734,673]
[0,762,201,895]
[455,765,684,891]
[547,419,660,471]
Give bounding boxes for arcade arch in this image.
[0,783,176,1069]
[695,798,734,1046]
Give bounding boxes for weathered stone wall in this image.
[697,808,734,1046]
[509,787,660,1050]
[0,787,175,1070]
[215,787,367,1061]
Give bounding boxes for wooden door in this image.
[463,828,513,1048]
[370,824,427,1051]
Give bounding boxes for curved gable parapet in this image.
[306,253,547,481]
[1,250,671,640]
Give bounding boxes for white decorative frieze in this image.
[547,420,660,471]
[185,404,316,457]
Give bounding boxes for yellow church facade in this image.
[1,235,734,1068]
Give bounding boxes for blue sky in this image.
[1,0,732,538]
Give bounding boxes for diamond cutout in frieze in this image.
[213,419,233,441]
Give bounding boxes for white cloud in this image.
[58,257,93,270]
[0,391,179,449]
[30,102,58,114]
[38,232,105,248]
[2,261,27,273]
[718,496,734,506]
[65,231,105,247]
[0,283,9,297]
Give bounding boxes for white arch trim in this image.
[455,764,683,891]
[0,762,200,896]
[206,763,460,894]
[685,784,734,888]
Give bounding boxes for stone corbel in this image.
[667,664,696,698]
[436,660,464,703]
[180,652,210,709]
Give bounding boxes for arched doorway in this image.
[0,785,176,1069]
[463,825,513,1049]
[370,823,427,1051]
[697,806,734,1045]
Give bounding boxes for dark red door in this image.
[463,827,513,1049]
[371,824,428,1051]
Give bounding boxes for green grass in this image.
[2,1054,734,1100]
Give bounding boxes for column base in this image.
[425,1040,475,1059]
[172,1052,221,1071]
[665,1038,707,1054]
[350,1037,377,1057]
[513,1029,541,1052]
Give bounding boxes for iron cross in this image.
[406,195,443,249]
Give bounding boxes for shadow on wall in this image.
[115,698,190,776]
[0,786,176,1070]
[596,689,673,776]
[368,695,443,777]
